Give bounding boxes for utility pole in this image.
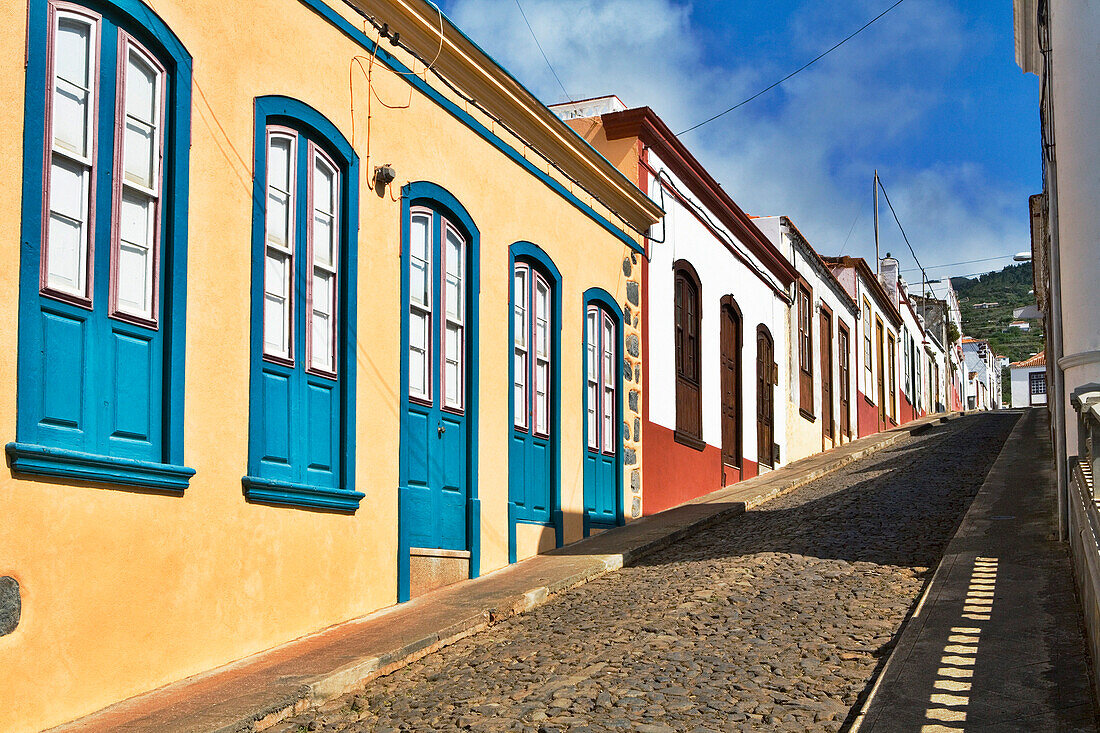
[873,169,880,275]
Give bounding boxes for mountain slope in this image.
[951,263,1044,363]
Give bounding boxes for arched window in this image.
[10,0,194,490]
[243,97,360,511]
[673,260,702,446]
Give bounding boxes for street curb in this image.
[844,410,1016,733]
[263,413,967,730]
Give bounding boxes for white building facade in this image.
[755,217,860,463]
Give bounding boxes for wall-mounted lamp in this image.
[374,164,396,189]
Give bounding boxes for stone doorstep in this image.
[52,412,960,733]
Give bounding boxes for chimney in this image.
[879,254,900,302]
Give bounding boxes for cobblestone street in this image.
[283,413,1020,733]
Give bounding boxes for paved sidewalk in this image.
[853,408,1099,732]
[54,413,955,733]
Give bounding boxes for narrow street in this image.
[277,412,1059,733]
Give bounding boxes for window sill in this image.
[673,430,706,451]
[243,475,364,512]
[799,408,816,423]
[6,442,194,492]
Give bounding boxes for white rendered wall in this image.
[853,273,900,420]
[754,217,859,461]
[646,152,790,466]
[1051,0,1100,442]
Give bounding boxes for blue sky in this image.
[437,0,1040,283]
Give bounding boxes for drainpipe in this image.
[1049,166,1068,540]
[1041,1,1069,540]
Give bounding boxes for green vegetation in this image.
[951,263,1044,364]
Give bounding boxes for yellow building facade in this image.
[0,0,660,729]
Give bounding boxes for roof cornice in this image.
[780,217,858,314]
[345,0,664,232]
[821,255,903,327]
[601,107,798,286]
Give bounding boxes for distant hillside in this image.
[951,263,1044,363]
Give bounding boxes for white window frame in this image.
[41,3,101,307]
[442,221,465,412]
[306,143,339,377]
[513,264,529,430]
[408,207,433,403]
[262,126,297,363]
[109,32,165,326]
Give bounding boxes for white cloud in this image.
[444,0,1032,278]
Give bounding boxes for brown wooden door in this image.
[720,304,741,468]
[838,324,851,438]
[820,309,833,445]
[757,327,774,467]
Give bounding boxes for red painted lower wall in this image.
[857,391,880,438]
[899,395,918,426]
[642,420,757,515]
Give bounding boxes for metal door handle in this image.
[438,425,446,436]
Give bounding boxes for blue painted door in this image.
[509,263,555,544]
[401,207,469,559]
[584,305,619,528]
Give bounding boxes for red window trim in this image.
[304,141,340,380]
[586,305,600,451]
[108,31,166,330]
[408,206,433,404]
[531,269,550,437]
[440,219,465,414]
[39,1,102,311]
[513,263,529,431]
[600,309,617,456]
[261,125,298,367]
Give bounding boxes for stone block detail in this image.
[626,334,640,358]
[620,247,643,523]
[0,577,20,637]
[631,496,641,518]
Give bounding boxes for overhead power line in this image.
[513,0,572,102]
[901,255,1016,274]
[876,176,923,275]
[677,0,909,137]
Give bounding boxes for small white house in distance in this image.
[1011,352,1048,407]
[1009,320,1031,331]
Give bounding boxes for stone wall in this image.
[622,252,643,520]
